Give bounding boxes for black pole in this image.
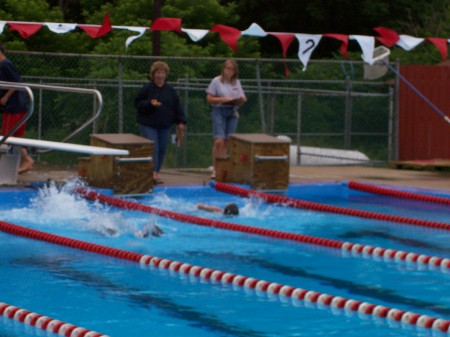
[152,0,162,56]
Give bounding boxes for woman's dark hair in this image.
[223,203,239,216]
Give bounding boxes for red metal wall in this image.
[398,64,450,160]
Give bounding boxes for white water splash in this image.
[24,178,138,236]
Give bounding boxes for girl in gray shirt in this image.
[206,59,247,179]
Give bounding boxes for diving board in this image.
[0,136,129,186]
[0,136,129,155]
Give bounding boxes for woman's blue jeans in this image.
[139,124,171,173]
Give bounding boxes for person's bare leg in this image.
[18,148,34,174]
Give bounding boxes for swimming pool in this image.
[0,180,449,337]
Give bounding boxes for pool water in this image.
[0,181,449,337]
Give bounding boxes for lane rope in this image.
[0,219,449,334]
[348,181,450,206]
[74,188,450,272]
[211,182,450,231]
[0,300,108,337]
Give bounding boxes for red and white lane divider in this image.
[138,255,450,333]
[75,189,450,272]
[212,181,450,231]
[0,219,449,334]
[348,181,450,206]
[0,301,109,337]
[340,242,450,272]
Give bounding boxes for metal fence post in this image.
[388,85,395,161]
[255,60,265,133]
[182,73,189,167]
[117,59,124,133]
[393,60,400,161]
[37,79,43,141]
[344,76,353,149]
[296,93,302,165]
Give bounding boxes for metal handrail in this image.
[0,81,103,151]
[0,81,34,147]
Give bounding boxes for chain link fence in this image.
[8,51,398,169]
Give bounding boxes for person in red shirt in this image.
[0,44,34,174]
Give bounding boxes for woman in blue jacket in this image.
[134,61,187,184]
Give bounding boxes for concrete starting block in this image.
[215,133,290,190]
[79,133,154,195]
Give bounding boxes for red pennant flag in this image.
[79,12,112,38]
[323,34,349,59]
[269,33,295,76]
[151,18,182,33]
[8,23,43,38]
[373,26,399,47]
[96,12,112,38]
[426,37,448,60]
[210,24,241,52]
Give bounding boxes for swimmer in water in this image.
[104,222,164,238]
[136,222,164,238]
[196,202,239,216]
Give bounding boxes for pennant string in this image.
[1,17,448,70]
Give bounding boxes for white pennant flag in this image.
[241,23,267,37]
[396,34,424,51]
[45,22,77,34]
[181,28,209,42]
[123,27,147,50]
[295,34,322,71]
[350,35,375,64]
[0,21,6,34]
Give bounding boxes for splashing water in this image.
[25,178,137,236]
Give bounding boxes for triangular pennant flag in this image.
[124,27,147,50]
[323,33,349,59]
[96,12,112,38]
[181,28,209,42]
[0,21,7,34]
[268,33,295,76]
[79,12,112,38]
[241,23,267,37]
[426,37,448,60]
[8,22,43,38]
[210,24,241,52]
[150,18,182,33]
[373,26,399,47]
[396,35,424,51]
[295,34,322,71]
[350,35,375,64]
[45,22,77,34]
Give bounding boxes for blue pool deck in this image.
[11,163,450,192]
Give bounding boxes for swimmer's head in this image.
[223,203,239,216]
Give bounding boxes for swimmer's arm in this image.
[196,203,222,213]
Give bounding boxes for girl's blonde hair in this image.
[220,59,239,85]
[149,61,169,80]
